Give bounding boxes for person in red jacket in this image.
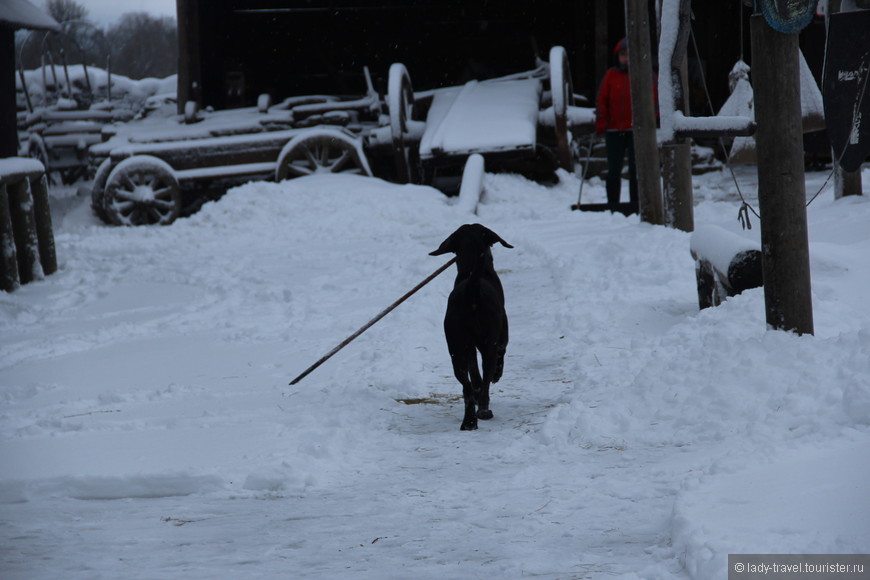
[595,38,656,215]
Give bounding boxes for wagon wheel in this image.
[275,129,372,181]
[388,63,418,184]
[90,157,115,223]
[27,134,55,184]
[549,46,576,172]
[103,155,182,226]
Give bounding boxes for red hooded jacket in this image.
[595,66,634,133]
[595,39,659,134]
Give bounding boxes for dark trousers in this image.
[605,131,638,215]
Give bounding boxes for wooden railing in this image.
[0,158,57,292]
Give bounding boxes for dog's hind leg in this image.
[450,350,480,431]
[477,345,499,421]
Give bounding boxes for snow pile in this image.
[1,167,868,579]
[674,436,870,580]
[690,223,759,274]
[16,65,177,112]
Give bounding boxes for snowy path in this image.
[2,170,868,579]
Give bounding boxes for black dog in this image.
[430,224,513,430]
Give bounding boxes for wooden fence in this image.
[1,158,57,292]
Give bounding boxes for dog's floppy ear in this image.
[478,224,514,249]
[429,233,456,256]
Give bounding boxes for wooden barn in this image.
[174,0,754,114]
[1,0,58,157]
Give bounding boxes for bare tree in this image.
[16,0,103,71]
[45,0,88,23]
[107,12,178,79]
[16,2,177,81]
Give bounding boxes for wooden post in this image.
[626,0,664,225]
[30,174,57,276]
[661,142,694,231]
[177,0,203,114]
[594,0,609,89]
[0,183,20,292]
[750,14,814,335]
[834,162,863,199]
[7,179,44,286]
[829,0,864,199]
[660,0,694,232]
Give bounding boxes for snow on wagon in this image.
[88,78,386,226]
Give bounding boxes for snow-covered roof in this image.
[0,0,60,31]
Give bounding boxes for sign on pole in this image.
[822,10,870,173]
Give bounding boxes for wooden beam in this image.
[176,0,202,113]
[829,0,864,198]
[661,0,694,232]
[662,142,693,231]
[594,0,609,88]
[626,0,664,225]
[7,179,44,286]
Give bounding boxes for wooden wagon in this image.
[88,71,391,226]
[89,47,594,226]
[390,46,595,195]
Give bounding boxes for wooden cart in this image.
[389,46,595,195]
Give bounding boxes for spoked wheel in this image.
[275,129,372,181]
[27,134,55,184]
[549,46,576,172]
[90,157,114,223]
[388,62,419,184]
[103,155,182,226]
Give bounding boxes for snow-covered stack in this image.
[718,60,756,164]
[16,65,177,114]
[717,51,825,165]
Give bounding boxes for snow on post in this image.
[457,154,485,215]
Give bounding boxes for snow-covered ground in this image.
[1,166,868,579]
